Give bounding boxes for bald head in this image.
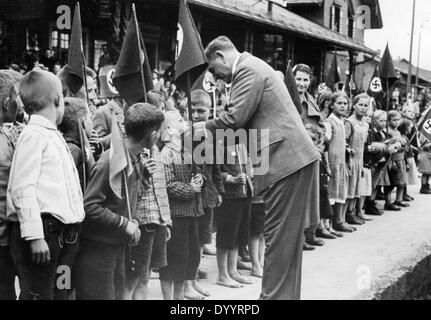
[19,70,63,115]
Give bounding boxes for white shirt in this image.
[7,115,85,240]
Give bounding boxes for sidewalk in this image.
[147,184,431,300]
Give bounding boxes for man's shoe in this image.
[346,213,364,225]
[316,228,337,240]
[306,238,325,246]
[420,186,431,194]
[333,222,354,233]
[384,203,401,211]
[394,201,409,208]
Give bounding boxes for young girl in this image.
[384,110,409,210]
[326,92,352,233]
[344,93,370,225]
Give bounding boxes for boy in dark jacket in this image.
[74,103,164,300]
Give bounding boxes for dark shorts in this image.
[215,198,251,250]
[159,217,200,282]
[198,208,213,245]
[250,203,265,237]
[0,245,16,300]
[127,224,168,283]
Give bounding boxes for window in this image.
[51,30,58,48]
[60,33,69,49]
[330,5,343,34]
[348,17,356,38]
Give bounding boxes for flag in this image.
[192,68,216,93]
[65,3,85,94]
[109,119,133,199]
[378,44,398,85]
[175,0,208,91]
[367,65,385,110]
[113,3,153,107]
[418,108,431,142]
[99,64,120,98]
[325,53,341,91]
[284,61,302,115]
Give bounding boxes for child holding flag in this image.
[75,103,164,300]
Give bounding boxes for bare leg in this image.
[249,235,263,278]
[184,281,204,300]
[333,203,344,224]
[160,280,173,300]
[216,248,242,288]
[396,186,404,202]
[356,197,365,215]
[173,281,185,300]
[228,248,253,285]
[132,279,149,300]
[385,187,392,205]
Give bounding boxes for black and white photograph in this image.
[1,0,431,306]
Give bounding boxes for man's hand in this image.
[228,173,247,185]
[190,182,202,193]
[166,228,171,241]
[142,158,158,176]
[29,239,51,264]
[125,220,141,246]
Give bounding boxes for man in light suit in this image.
[194,36,320,300]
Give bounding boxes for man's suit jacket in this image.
[206,52,320,195]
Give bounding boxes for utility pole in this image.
[416,29,421,91]
[407,0,416,97]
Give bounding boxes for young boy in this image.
[216,142,253,288]
[159,110,204,300]
[185,89,224,299]
[74,103,164,300]
[0,69,23,300]
[124,115,172,300]
[7,70,84,300]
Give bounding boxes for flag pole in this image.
[212,87,217,119]
[386,78,390,132]
[132,3,147,103]
[187,71,196,174]
[77,2,89,191]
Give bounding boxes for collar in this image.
[165,142,182,153]
[28,115,57,130]
[329,113,344,125]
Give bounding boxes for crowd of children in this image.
[1,60,431,301]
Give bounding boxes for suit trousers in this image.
[260,160,319,300]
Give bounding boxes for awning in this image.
[394,59,431,85]
[188,0,377,55]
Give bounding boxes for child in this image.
[399,119,419,194]
[185,89,225,299]
[418,108,431,194]
[0,69,23,300]
[305,124,337,241]
[344,93,370,225]
[58,97,95,193]
[402,105,420,200]
[159,110,204,300]
[75,103,164,300]
[326,92,352,233]
[364,111,393,216]
[384,110,409,211]
[7,70,85,300]
[124,108,172,300]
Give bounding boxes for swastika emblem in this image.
[424,119,431,134]
[107,69,119,95]
[370,77,382,93]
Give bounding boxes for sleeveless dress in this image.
[345,116,369,199]
[327,114,348,205]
